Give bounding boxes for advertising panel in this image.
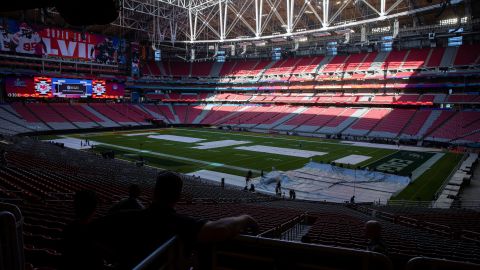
[0,17,126,63]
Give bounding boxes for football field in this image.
[65,128,462,201]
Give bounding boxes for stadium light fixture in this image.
[312,32,331,37]
[295,36,308,42]
[371,26,391,34]
[335,29,354,34]
[271,37,286,42]
[253,41,266,46]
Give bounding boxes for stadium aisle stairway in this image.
[49,103,100,129]
[345,109,391,136]
[88,103,139,126]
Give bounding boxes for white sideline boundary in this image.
[235,145,327,158]
[187,170,246,187]
[147,135,205,143]
[187,170,274,195]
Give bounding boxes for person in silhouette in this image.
[289,189,296,200]
[275,180,282,196]
[0,149,6,167]
[61,190,103,270]
[109,184,145,214]
[92,171,259,269]
[245,170,253,185]
[364,220,387,255]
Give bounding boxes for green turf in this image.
[390,153,463,201]
[75,128,396,175]
[70,127,462,201]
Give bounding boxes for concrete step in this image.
[139,105,168,122]
[320,108,369,135]
[416,110,441,138]
[193,104,214,124]
[257,107,308,130]
[440,46,457,67]
[210,62,224,77]
[82,105,120,127]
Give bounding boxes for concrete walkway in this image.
[459,163,480,209]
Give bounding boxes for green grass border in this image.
[390,153,463,201]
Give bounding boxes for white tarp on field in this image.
[147,135,205,143]
[256,162,410,203]
[235,145,327,158]
[192,140,251,150]
[334,155,371,165]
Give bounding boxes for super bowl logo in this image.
[34,77,52,95]
[92,80,106,96]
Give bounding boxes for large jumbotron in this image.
[0,0,480,269]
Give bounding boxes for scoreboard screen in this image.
[272,47,282,61]
[58,83,86,94]
[217,50,226,62]
[448,28,463,47]
[154,50,161,61]
[326,41,337,56]
[6,76,125,99]
[52,78,92,98]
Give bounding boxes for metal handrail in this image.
[132,236,178,270]
[406,256,480,270]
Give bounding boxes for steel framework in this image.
[109,0,465,44]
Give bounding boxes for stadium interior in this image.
[1,0,480,269]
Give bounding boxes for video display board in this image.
[51,78,92,98]
[5,76,124,99]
